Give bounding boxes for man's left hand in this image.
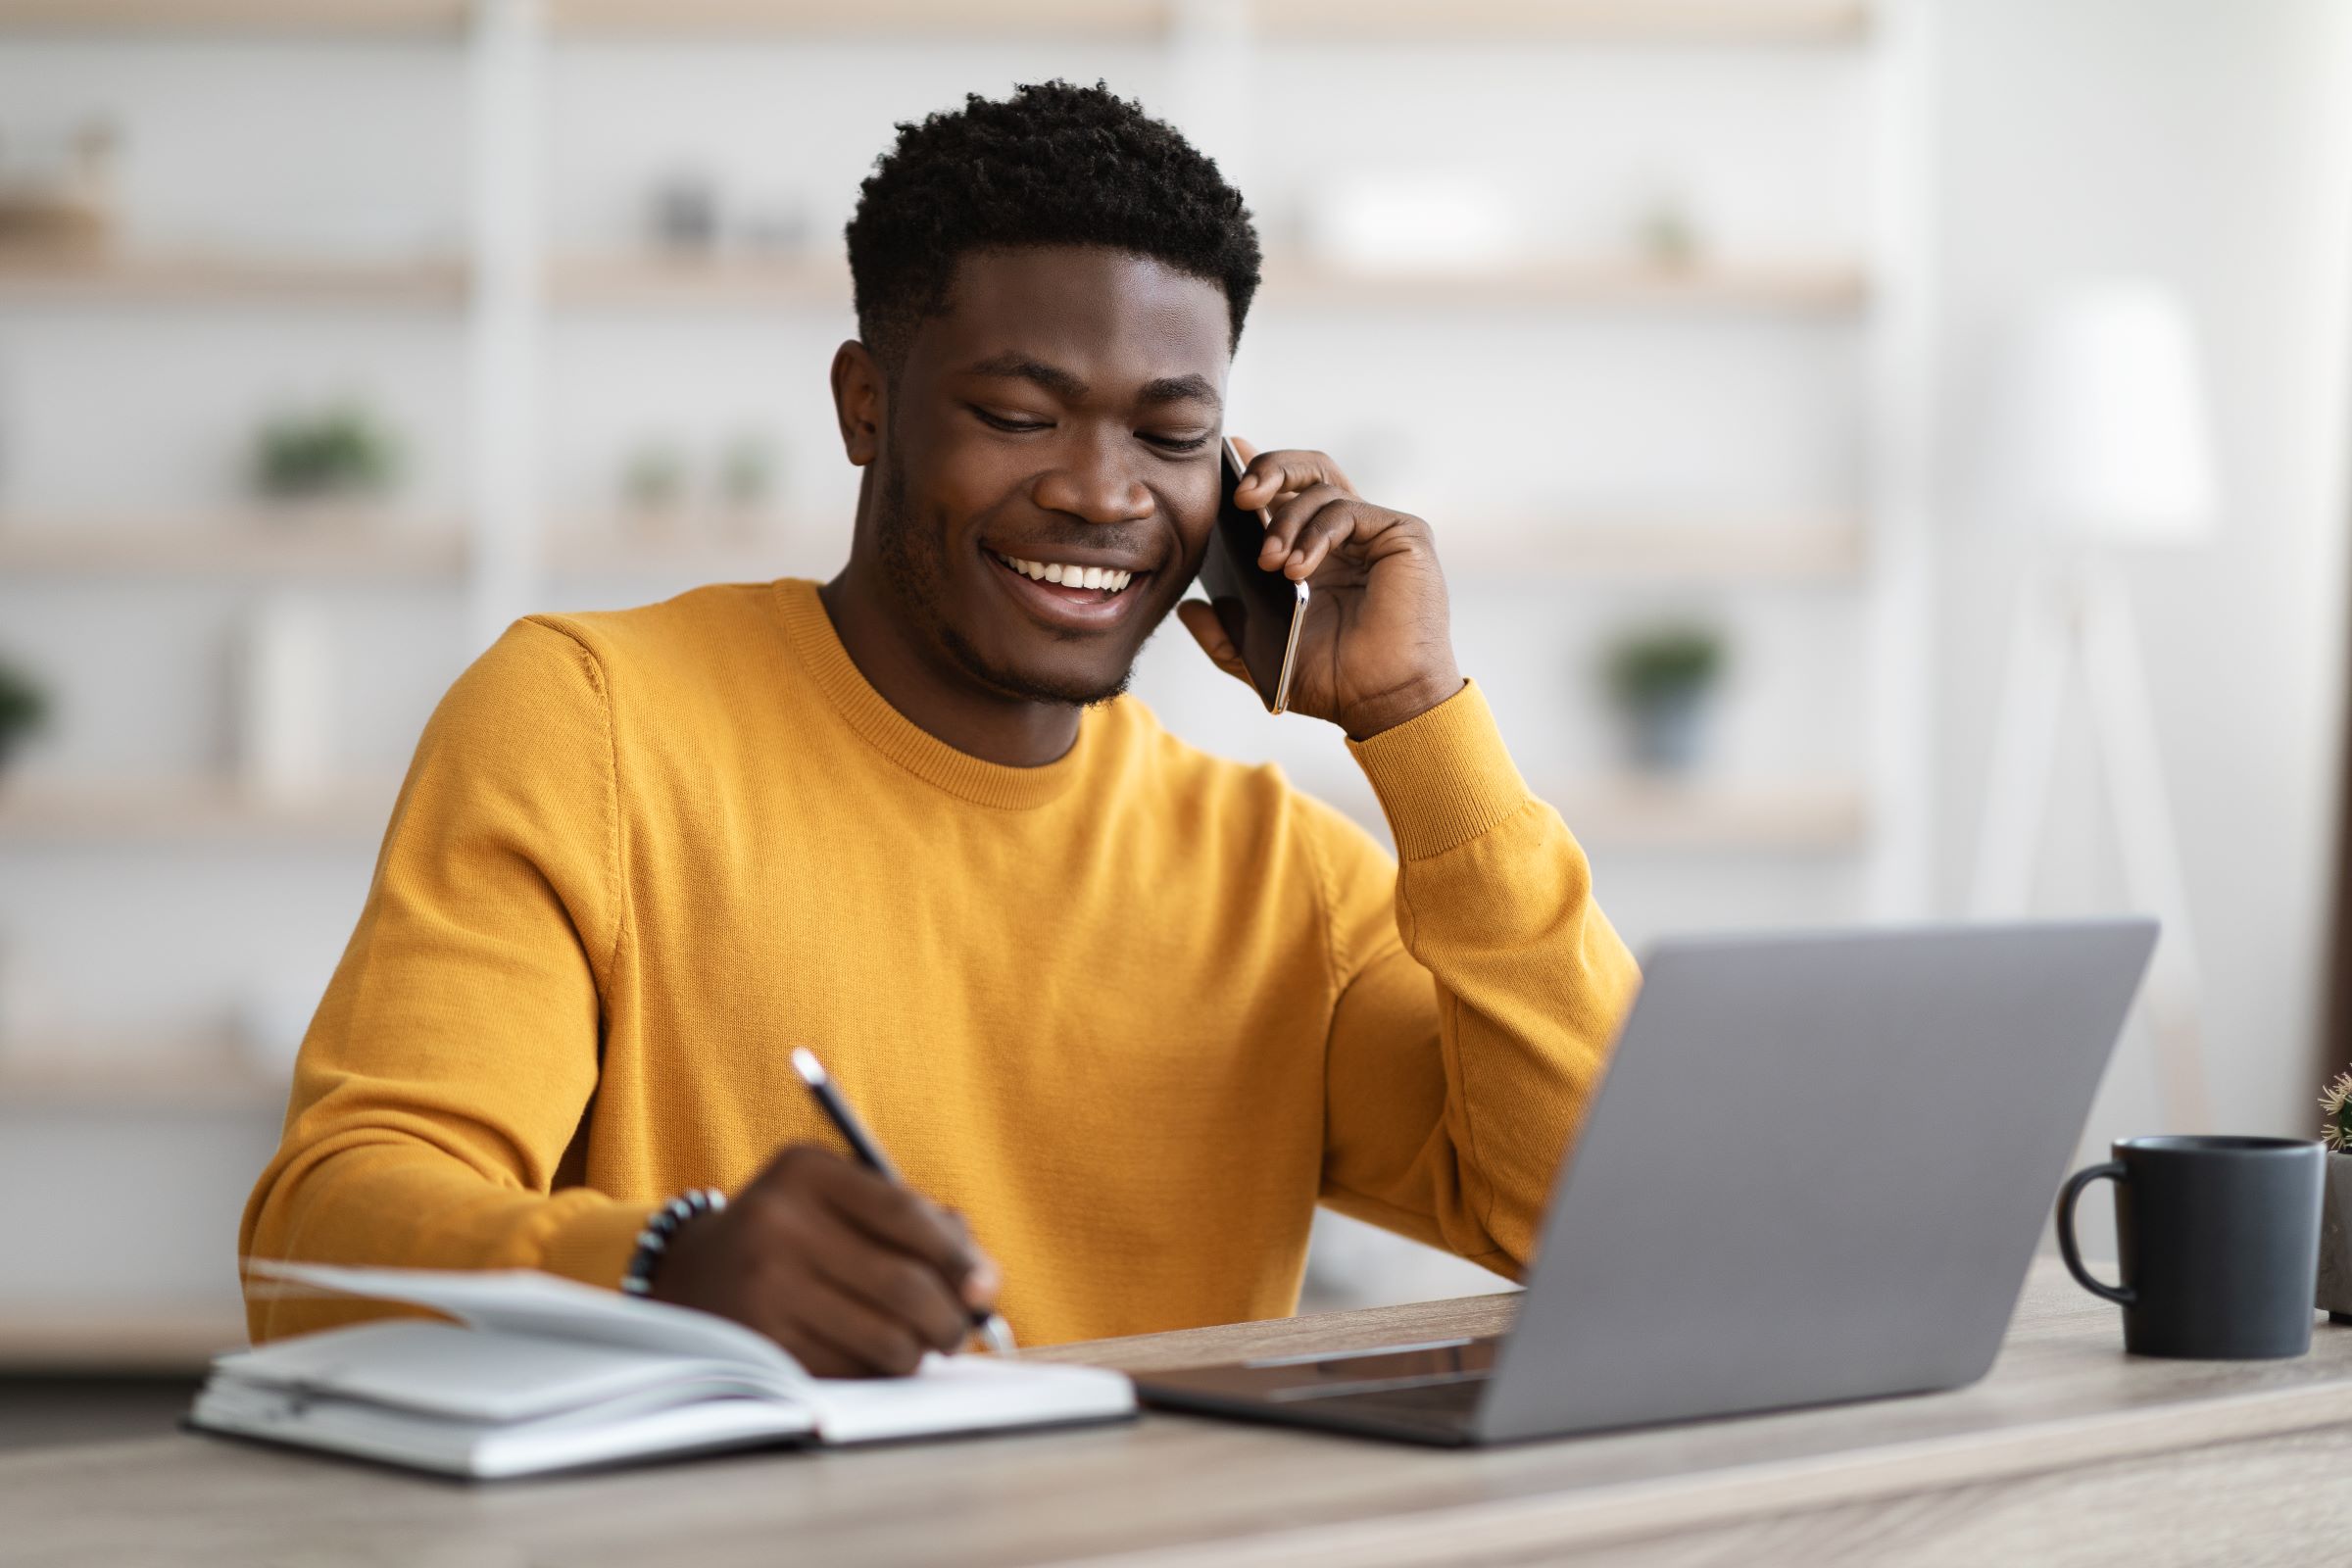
[1176,439,1464,740]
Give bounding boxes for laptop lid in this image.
[1475,918,2156,1443]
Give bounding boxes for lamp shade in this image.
[1980,281,2220,543]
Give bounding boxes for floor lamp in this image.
[1968,282,2221,1132]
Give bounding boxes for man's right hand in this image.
[646,1143,1002,1377]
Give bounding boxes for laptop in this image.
[1138,919,2158,1446]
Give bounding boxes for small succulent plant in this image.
[253,405,398,501]
[1603,623,1726,711]
[0,653,51,770]
[2321,1070,2352,1153]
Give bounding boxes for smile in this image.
[991,551,1136,594]
[985,548,1152,632]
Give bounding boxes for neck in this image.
[817,557,1083,771]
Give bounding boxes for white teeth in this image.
[997,553,1136,594]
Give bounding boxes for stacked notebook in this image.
[192,1260,1134,1479]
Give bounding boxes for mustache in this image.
[992,525,1164,562]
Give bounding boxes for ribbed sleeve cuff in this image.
[1346,680,1534,860]
[536,1196,662,1292]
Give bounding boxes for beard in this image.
[872,446,1142,709]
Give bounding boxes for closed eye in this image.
[1143,431,1213,454]
[970,406,1052,433]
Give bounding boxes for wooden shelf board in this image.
[1546,777,1868,850]
[0,1056,286,1111]
[547,0,1865,43]
[0,252,467,304]
[1259,256,1868,310]
[550,252,846,308]
[0,0,466,35]
[1254,0,1869,45]
[0,518,466,579]
[546,518,1856,586]
[0,1307,247,1373]
[1448,517,1865,582]
[545,524,843,580]
[552,0,1169,38]
[0,779,400,844]
[551,252,1864,313]
[0,0,1866,43]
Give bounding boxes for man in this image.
[241,81,1640,1375]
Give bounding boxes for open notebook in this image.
[191,1260,1135,1479]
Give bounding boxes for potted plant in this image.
[2319,1071,2352,1321]
[0,654,51,775]
[1601,623,1727,775]
[252,404,399,504]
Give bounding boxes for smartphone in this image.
[1197,437,1309,714]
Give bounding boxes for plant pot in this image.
[1620,685,1712,775]
[2318,1151,2352,1321]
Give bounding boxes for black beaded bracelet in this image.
[619,1187,727,1298]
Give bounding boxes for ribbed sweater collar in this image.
[772,577,1090,811]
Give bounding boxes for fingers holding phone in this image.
[1187,438,1463,741]
[1189,437,1310,713]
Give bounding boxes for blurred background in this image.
[0,0,2348,1411]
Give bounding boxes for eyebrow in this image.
[961,353,1221,411]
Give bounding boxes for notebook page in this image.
[194,1377,816,1480]
[805,1354,1136,1445]
[243,1259,807,1380]
[212,1319,803,1424]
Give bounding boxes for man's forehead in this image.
[916,247,1230,390]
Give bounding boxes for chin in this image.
[950,623,1142,709]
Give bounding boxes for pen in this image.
[790,1047,1018,1358]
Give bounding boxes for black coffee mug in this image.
[2056,1135,2324,1359]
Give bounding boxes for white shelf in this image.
[548,0,1866,44]
[0,779,400,844]
[1259,257,1867,311]
[551,252,847,309]
[0,252,467,305]
[1447,516,1864,583]
[546,525,842,581]
[0,1306,248,1372]
[0,517,466,580]
[1253,0,1869,45]
[551,251,1866,315]
[544,517,1858,587]
[553,0,1167,37]
[0,248,1861,316]
[0,1054,286,1111]
[1546,777,1868,851]
[0,0,466,35]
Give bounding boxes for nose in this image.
[1030,429,1155,526]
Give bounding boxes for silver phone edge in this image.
[1268,578,1309,715]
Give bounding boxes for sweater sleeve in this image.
[238,617,655,1344]
[1314,680,1642,1277]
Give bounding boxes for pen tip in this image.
[791,1047,825,1085]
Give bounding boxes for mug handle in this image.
[2056,1160,2136,1306]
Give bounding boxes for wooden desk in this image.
[9,1257,2352,1566]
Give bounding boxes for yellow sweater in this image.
[242,578,1640,1347]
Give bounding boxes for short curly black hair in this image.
[846,80,1262,372]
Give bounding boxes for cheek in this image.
[1163,466,1221,563]
[904,421,1031,536]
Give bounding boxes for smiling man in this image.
[241,82,1640,1375]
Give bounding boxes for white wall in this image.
[3,1,2349,1326]
[1929,0,2352,1180]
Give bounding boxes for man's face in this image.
[861,247,1230,707]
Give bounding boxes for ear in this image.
[830,339,885,467]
